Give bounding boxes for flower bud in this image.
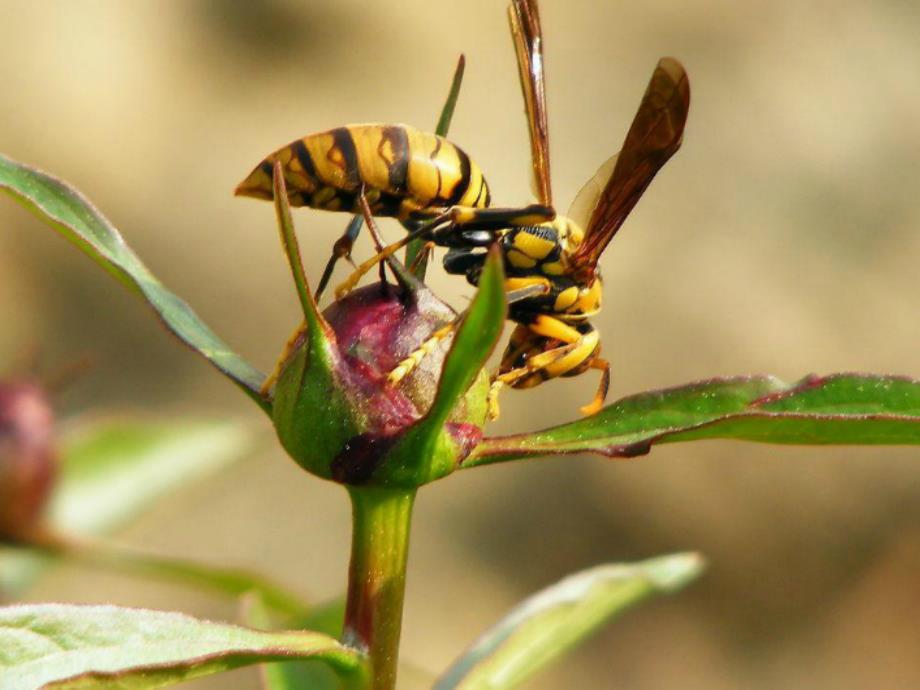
[271,282,489,487]
[0,380,57,541]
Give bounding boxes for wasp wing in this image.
[570,57,689,276]
[509,0,553,208]
[566,151,619,230]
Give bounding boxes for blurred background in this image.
[1,0,919,687]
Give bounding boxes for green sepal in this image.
[379,248,504,486]
[271,324,359,482]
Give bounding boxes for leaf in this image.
[0,153,268,412]
[467,373,920,466]
[0,417,255,594]
[0,603,367,690]
[434,553,704,690]
[244,595,346,690]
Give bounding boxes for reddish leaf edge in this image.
[466,372,920,466]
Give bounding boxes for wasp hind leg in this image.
[578,358,610,416]
[487,316,606,420]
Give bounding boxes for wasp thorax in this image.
[0,380,57,541]
[271,282,489,487]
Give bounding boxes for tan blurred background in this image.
[2,0,919,687]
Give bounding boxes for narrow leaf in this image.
[434,553,704,690]
[435,55,466,137]
[62,545,310,620]
[0,153,268,411]
[467,373,920,466]
[405,54,466,278]
[0,603,367,690]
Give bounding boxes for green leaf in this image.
[0,153,268,412]
[245,595,346,690]
[434,553,704,690]
[467,373,920,466]
[0,603,367,690]
[386,248,505,482]
[0,417,255,594]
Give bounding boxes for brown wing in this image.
[571,57,690,279]
[509,0,552,208]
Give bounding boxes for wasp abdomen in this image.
[236,124,490,220]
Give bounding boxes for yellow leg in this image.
[487,340,583,420]
[489,317,606,418]
[579,358,610,416]
[408,241,435,274]
[387,322,457,386]
[334,210,453,299]
[260,321,308,397]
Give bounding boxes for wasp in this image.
[375,0,691,417]
[237,0,689,417]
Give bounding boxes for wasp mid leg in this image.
[316,214,363,301]
[333,204,554,299]
[487,316,607,419]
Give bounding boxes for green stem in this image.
[343,486,416,690]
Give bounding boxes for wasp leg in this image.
[579,358,610,416]
[487,339,583,420]
[386,283,547,390]
[488,315,603,419]
[334,204,556,299]
[260,321,309,397]
[408,241,436,274]
[316,215,363,302]
[445,204,554,232]
[334,210,454,298]
[387,322,457,386]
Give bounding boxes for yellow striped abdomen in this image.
[235,124,490,219]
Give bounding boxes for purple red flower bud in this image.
[271,282,488,487]
[0,380,57,541]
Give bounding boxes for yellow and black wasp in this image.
[236,0,689,417]
[380,0,691,416]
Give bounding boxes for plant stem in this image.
[343,486,416,690]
